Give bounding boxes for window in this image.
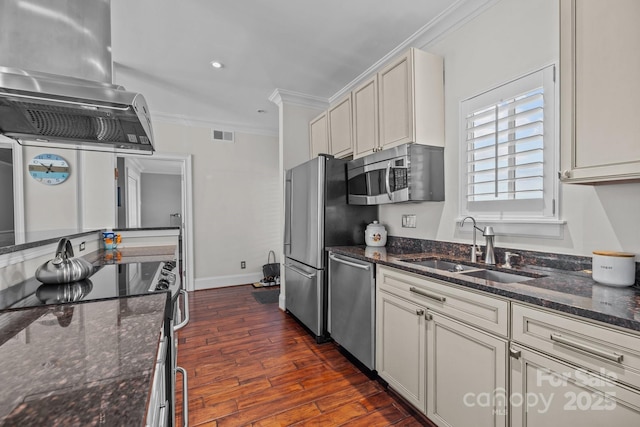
[460,65,558,228]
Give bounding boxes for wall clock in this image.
[28,154,70,185]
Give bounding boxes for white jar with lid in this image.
[592,251,636,287]
[365,220,387,247]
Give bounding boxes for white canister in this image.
[365,220,387,247]
[592,251,636,287]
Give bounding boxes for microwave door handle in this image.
[385,162,392,201]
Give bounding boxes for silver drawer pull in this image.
[550,333,623,363]
[410,286,446,302]
[416,309,425,316]
[329,253,371,270]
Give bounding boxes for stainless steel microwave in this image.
[346,144,444,205]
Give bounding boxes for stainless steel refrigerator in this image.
[284,155,377,342]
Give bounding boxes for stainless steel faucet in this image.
[460,216,481,262]
[460,217,496,265]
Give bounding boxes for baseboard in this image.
[195,272,263,290]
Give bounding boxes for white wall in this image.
[152,121,280,288]
[378,0,640,257]
[20,146,116,237]
[140,173,182,227]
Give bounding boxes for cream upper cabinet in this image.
[378,48,444,152]
[309,111,328,158]
[314,47,444,160]
[560,0,640,183]
[327,94,353,158]
[352,75,379,158]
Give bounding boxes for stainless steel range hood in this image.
[0,66,154,152]
[0,0,154,153]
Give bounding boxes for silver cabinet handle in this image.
[285,264,316,279]
[329,253,371,270]
[509,347,522,360]
[550,333,623,363]
[416,309,425,316]
[174,289,190,332]
[410,286,446,302]
[176,366,188,427]
[385,161,392,200]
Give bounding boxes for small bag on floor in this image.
[262,250,280,285]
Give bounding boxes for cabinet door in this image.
[309,112,329,158]
[378,50,414,149]
[353,75,379,158]
[510,345,640,427]
[328,95,353,158]
[426,312,507,427]
[560,0,640,183]
[377,290,426,412]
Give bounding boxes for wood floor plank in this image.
[176,285,426,426]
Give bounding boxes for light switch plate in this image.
[402,214,416,228]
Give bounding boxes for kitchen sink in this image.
[405,259,474,272]
[460,269,535,283]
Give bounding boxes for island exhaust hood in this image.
[0,0,154,153]
[0,67,154,153]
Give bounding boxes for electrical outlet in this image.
[241,261,246,269]
[79,242,86,251]
[402,214,417,228]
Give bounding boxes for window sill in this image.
[455,218,566,239]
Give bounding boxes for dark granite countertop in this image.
[328,246,640,333]
[0,293,167,426]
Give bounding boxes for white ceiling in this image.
[111,0,491,136]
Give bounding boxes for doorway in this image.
[116,153,194,291]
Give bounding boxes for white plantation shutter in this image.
[460,66,557,220]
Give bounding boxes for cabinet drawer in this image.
[378,266,508,337]
[513,303,640,390]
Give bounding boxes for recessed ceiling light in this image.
[210,61,223,69]
[257,109,267,114]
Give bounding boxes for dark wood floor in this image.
[174,285,429,426]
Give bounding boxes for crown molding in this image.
[151,111,278,137]
[329,0,501,104]
[269,88,329,110]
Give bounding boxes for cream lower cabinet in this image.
[426,312,507,427]
[376,266,508,425]
[510,344,640,426]
[377,289,426,412]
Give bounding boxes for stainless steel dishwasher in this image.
[328,252,375,370]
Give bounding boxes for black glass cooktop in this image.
[0,262,167,312]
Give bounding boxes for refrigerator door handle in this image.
[329,253,371,271]
[284,176,292,253]
[284,263,316,279]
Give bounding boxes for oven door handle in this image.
[173,289,190,332]
[176,366,188,427]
